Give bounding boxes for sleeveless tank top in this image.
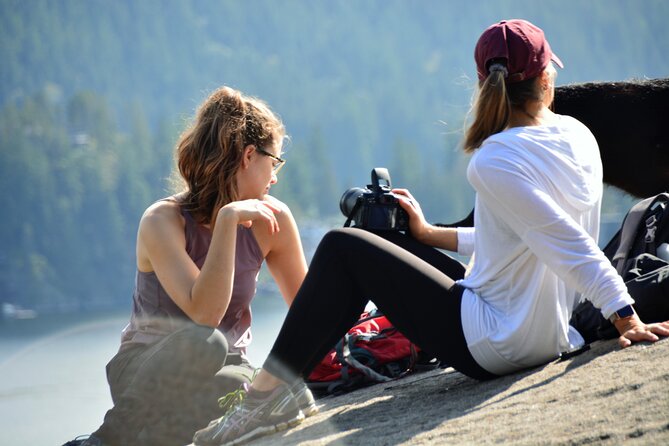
[119,202,264,355]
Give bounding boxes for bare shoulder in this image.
[138,199,185,240]
[264,194,294,224]
[251,195,299,256]
[264,194,291,213]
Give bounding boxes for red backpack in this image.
[306,309,439,396]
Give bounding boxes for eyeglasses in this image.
[255,146,286,174]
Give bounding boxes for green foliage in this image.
[0,89,174,311]
[0,0,667,311]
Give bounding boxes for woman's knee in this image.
[319,228,375,253]
[311,229,373,269]
[169,324,229,365]
[321,227,357,245]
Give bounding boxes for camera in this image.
[340,167,409,231]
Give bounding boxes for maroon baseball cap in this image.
[475,19,563,83]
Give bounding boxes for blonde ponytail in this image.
[463,68,543,153]
[463,70,510,153]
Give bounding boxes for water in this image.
[0,301,288,446]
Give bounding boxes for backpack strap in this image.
[612,193,669,275]
[334,339,351,382]
[341,333,393,383]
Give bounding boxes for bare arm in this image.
[393,188,459,252]
[256,196,308,306]
[136,198,281,327]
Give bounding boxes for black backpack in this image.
[571,193,669,342]
[603,193,669,279]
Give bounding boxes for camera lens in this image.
[339,187,366,217]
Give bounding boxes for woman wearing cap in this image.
[192,20,669,446]
[63,86,314,446]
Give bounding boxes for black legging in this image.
[263,228,497,383]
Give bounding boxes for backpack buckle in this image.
[645,215,658,243]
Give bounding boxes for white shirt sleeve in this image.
[457,227,475,256]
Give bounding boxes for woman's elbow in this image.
[189,306,225,328]
[186,288,229,327]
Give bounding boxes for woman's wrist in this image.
[217,205,240,225]
[411,224,427,242]
[413,223,436,245]
[416,225,458,251]
[613,313,640,335]
[610,304,637,334]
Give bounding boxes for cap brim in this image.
[551,52,564,69]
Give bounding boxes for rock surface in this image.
[253,338,669,445]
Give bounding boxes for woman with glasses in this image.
[193,20,669,446]
[63,86,315,446]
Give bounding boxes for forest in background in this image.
[1,0,668,312]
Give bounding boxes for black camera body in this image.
[340,167,409,231]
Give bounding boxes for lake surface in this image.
[0,300,288,446]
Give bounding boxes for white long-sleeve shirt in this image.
[456,115,633,375]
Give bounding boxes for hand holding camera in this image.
[339,168,410,231]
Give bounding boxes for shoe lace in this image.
[218,386,248,415]
[217,368,261,415]
[206,390,263,441]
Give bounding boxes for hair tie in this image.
[488,63,508,78]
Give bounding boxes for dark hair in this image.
[463,68,543,153]
[175,86,284,227]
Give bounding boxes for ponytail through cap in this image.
[488,63,509,79]
[475,19,563,83]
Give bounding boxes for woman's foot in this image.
[217,378,319,421]
[289,380,319,418]
[192,383,304,446]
